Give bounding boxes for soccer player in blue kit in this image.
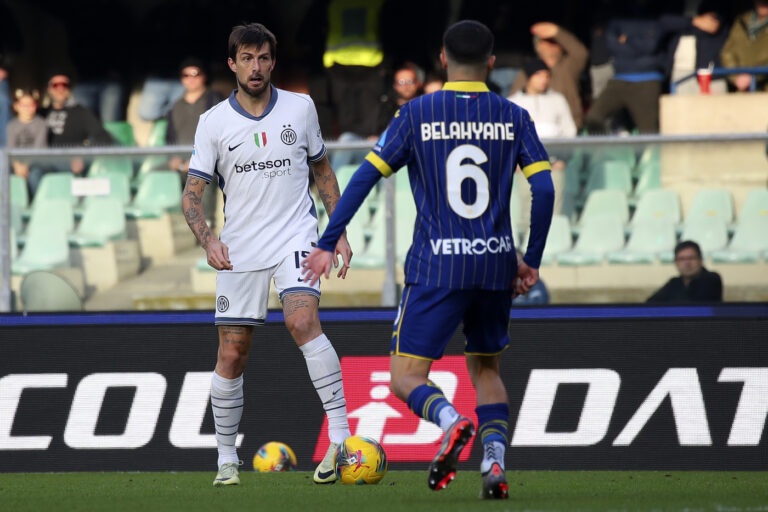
[303,20,554,499]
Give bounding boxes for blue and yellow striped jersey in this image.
[366,81,551,290]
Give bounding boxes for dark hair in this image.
[228,23,277,61]
[674,240,702,258]
[443,20,494,65]
[179,57,207,75]
[14,88,41,102]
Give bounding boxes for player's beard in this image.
[238,74,270,98]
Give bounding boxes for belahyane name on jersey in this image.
[420,122,515,142]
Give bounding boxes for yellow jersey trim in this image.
[393,286,412,353]
[365,152,393,177]
[521,160,551,178]
[389,350,436,362]
[464,344,510,357]
[442,81,490,93]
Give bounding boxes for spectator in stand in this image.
[647,241,723,302]
[509,59,575,230]
[0,67,10,146]
[6,88,47,195]
[40,72,113,175]
[423,73,444,94]
[378,63,423,128]
[584,17,668,134]
[720,0,768,92]
[509,22,588,129]
[663,10,727,94]
[167,58,224,230]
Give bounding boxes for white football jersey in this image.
[189,86,326,271]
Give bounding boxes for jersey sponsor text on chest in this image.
[429,236,514,255]
[420,121,515,142]
[234,158,292,178]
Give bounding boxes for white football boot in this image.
[313,442,339,484]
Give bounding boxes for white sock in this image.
[437,405,460,432]
[480,441,506,473]
[300,334,351,444]
[210,371,243,467]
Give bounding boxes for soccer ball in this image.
[253,441,297,472]
[334,436,388,485]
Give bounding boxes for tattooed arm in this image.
[182,176,232,270]
[310,155,352,278]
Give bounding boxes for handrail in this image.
[671,66,768,94]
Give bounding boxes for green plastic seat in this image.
[344,209,377,267]
[20,271,82,311]
[711,216,768,263]
[10,174,29,209]
[590,147,637,170]
[335,164,360,192]
[10,202,24,237]
[631,189,681,226]
[633,160,662,198]
[660,217,729,263]
[394,167,411,191]
[10,226,18,261]
[82,172,132,207]
[12,227,70,275]
[354,209,387,268]
[686,189,734,224]
[521,214,573,265]
[608,218,677,264]
[737,189,768,222]
[147,119,168,147]
[196,257,215,272]
[70,197,127,247]
[586,160,633,196]
[579,189,630,226]
[103,121,136,146]
[126,171,182,218]
[25,199,75,239]
[135,157,172,190]
[557,217,626,266]
[88,157,134,181]
[395,192,417,264]
[32,173,76,207]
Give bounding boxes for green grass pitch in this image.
[1,471,766,511]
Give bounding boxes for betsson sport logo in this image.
[312,356,478,462]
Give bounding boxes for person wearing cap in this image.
[166,58,224,229]
[509,58,574,230]
[508,22,588,128]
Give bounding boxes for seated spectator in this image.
[647,241,723,302]
[423,73,444,94]
[584,18,668,134]
[509,59,575,222]
[663,11,726,94]
[39,72,113,174]
[509,22,588,129]
[6,88,47,194]
[720,0,768,92]
[167,58,224,230]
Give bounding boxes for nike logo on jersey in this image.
[228,142,244,151]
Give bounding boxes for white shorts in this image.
[214,249,321,326]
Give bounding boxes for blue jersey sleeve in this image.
[363,105,413,177]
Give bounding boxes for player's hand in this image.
[334,232,353,279]
[206,238,233,271]
[513,260,539,297]
[531,22,559,40]
[301,248,335,286]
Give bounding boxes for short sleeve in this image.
[364,105,412,177]
[516,109,551,179]
[188,115,217,182]
[306,99,326,163]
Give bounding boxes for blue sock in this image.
[477,403,509,471]
[407,382,459,430]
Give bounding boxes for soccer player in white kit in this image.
[181,23,353,487]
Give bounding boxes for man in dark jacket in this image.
[647,241,723,302]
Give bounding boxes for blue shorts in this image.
[390,285,511,360]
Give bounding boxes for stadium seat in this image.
[521,214,573,265]
[590,146,637,170]
[395,192,417,263]
[556,216,626,265]
[585,160,633,196]
[607,218,677,264]
[126,171,182,218]
[10,202,24,238]
[196,257,215,272]
[346,210,379,268]
[335,164,359,192]
[737,188,768,222]
[10,226,18,262]
[711,216,768,263]
[103,121,136,146]
[394,167,410,191]
[578,189,630,226]
[32,173,77,207]
[24,199,75,241]
[10,174,29,209]
[632,159,661,199]
[20,271,83,311]
[70,197,127,247]
[146,119,168,147]
[88,157,134,181]
[685,189,734,224]
[630,189,682,226]
[82,172,132,207]
[660,217,729,262]
[12,227,70,275]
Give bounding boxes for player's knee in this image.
[285,314,320,342]
[218,345,247,371]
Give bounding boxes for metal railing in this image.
[3,132,768,312]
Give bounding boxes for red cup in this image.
[697,68,712,94]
